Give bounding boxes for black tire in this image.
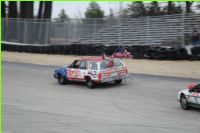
[58,76,66,85]
[166,47,178,60]
[115,79,122,84]
[177,48,188,60]
[180,94,189,110]
[191,46,200,55]
[86,80,95,89]
[157,47,167,60]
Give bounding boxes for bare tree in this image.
[1,1,6,18]
[186,1,193,13]
[43,1,52,19]
[20,2,33,18]
[38,1,53,44]
[8,1,18,18]
[38,1,44,19]
[19,2,34,43]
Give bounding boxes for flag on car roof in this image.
[111,47,133,59]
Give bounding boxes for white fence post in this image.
[93,18,96,41]
[23,21,27,43]
[118,17,121,45]
[181,9,185,46]
[45,21,49,44]
[146,16,150,45]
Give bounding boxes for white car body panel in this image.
[66,59,128,83]
[178,89,200,106]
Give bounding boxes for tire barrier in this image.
[190,46,200,60]
[156,47,167,60]
[129,45,149,59]
[191,46,200,55]
[166,47,178,60]
[2,42,199,60]
[144,46,160,59]
[144,46,197,60]
[177,48,189,60]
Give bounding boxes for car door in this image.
[188,91,198,104]
[189,84,200,106]
[194,85,200,105]
[67,60,81,80]
[67,60,86,81]
[88,61,99,80]
[78,61,88,80]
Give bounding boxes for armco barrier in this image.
[2,42,200,60]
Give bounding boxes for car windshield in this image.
[194,83,200,89]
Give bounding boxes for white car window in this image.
[89,62,98,70]
[100,60,111,70]
[113,58,124,67]
[79,61,87,69]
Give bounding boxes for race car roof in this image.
[81,56,113,62]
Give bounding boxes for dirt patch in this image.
[2,51,200,79]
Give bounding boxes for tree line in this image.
[1,1,53,44]
[1,1,52,19]
[1,1,199,21]
[56,1,199,22]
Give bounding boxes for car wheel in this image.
[86,80,95,89]
[180,94,189,110]
[115,79,122,84]
[58,76,66,85]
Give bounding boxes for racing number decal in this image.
[91,71,97,78]
[192,92,199,97]
[88,70,97,78]
[68,69,81,78]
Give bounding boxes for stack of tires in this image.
[3,42,199,60]
[190,46,200,60]
[144,46,189,60]
[132,45,152,59]
[104,45,119,55]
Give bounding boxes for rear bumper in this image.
[100,74,127,83]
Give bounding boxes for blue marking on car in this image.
[55,67,67,78]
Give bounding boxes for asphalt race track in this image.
[3,61,200,133]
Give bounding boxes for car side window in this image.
[89,62,98,70]
[113,58,123,67]
[100,60,111,70]
[194,84,200,93]
[79,61,87,69]
[70,60,81,68]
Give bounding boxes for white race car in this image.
[177,83,200,110]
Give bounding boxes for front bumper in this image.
[54,73,58,79]
[177,92,181,102]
